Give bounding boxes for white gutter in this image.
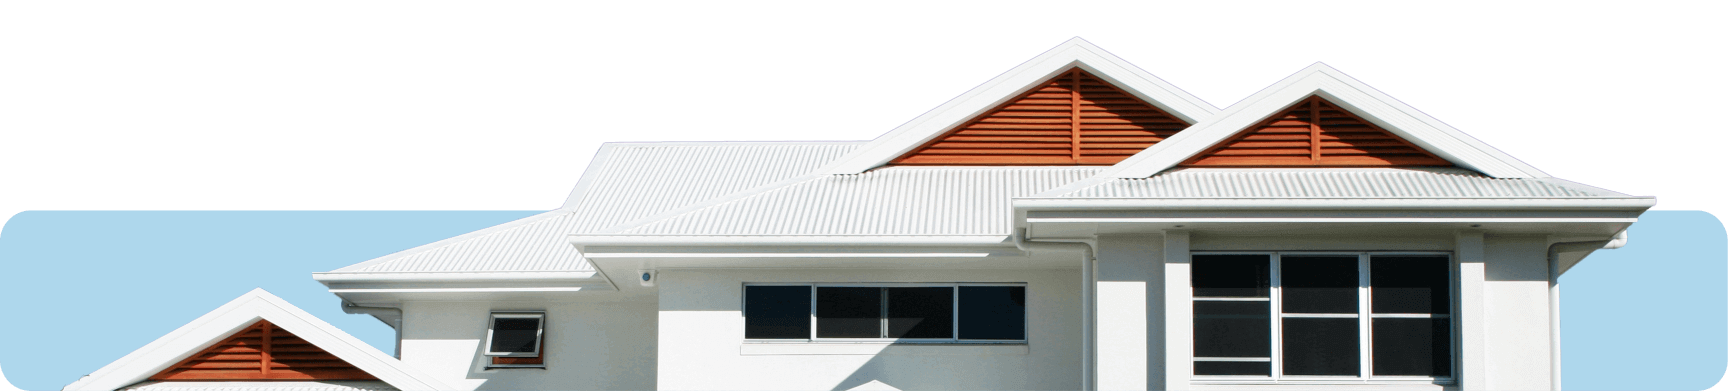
[570,235,1012,247]
[341,300,403,358]
[1013,197,1657,210]
[312,271,600,282]
[1013,228,1095,391]
[1546,234,1620,391]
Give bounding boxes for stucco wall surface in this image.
[397,300,658,391]
[1483,234,1554,390]
[656,268,1081,391]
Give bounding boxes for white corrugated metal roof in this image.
[1057,168,1630,199]
[119,381,396,391]
[611,167,1103,236]
[327,142,861,273]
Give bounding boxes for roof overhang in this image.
[568,234,1077,294]
[312,271,615,305]
[1015,197,1656,239]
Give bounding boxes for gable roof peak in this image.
[1095,61,1550,179]
[63,289,449,391]
[818,37,1219,174]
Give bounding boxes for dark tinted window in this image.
[1282,318,1359,376]
[1371,256,1451,314]
[1193,254,1270,298]
[959,286,1025,340]
[817,287,881,338]
[1194,361,1270,376]
[887,287,953,338]
[1281,256,1359,314]
[1193,301,1270,358]
[744,286,811,339]
[489,317,541,353]
[1372,318,1451,376]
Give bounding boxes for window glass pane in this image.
[1281,256,1359,314]
[1371,256,1451,314]
[1282,318,1360,376]
[1193,254,1270,297]
[1194,301,1270,358]
[817,287,881,338]
[489,317,540,353]
[744,286,811,339]
[1373,318,1451,377]
[1194,361,1271,376]
[959,286,1026,340]
[887,287,953,339]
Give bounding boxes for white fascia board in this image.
[583,253,996,259]
[570,234,1012,247]
[1013,197,1657,210]
[1098,63,1550,180]
[312,271,599,283]
[1028,217,1638,224]
[819,37,1219,175]
[63,289,451,391]
[328,287,591,294]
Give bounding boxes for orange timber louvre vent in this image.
[1181,96,1452,167]
[890,68,1192,165]
[149,320,376,381]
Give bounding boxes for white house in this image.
[67,38,1653,391]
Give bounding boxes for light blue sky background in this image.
[0,210,1721,390]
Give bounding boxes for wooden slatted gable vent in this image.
[149,320,377,381]
[1180,96,1452,167]
[890,68,1191,165]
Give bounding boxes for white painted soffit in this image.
[63,289,450,391]
[1088,62,1550,182]
[818,37,1219,175]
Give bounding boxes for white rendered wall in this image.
[655,268,1081,391]
[1094,234,1163,391]
[1482,234,1555,390]
[397,299,658,391]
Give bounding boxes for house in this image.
[66,38,1653,391]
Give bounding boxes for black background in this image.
[3,16,1714,215]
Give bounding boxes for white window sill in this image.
[485,364,546,370]
[739,342,1028,356]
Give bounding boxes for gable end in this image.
[891,68,1191,166]
[1181,96,1451,167]
[149,320,377,381]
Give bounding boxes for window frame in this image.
[483,311,546,358]
[1190,251,1456,385]
[742,282,1029,344]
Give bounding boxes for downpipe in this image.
[1547,230,1624,391]
[1014,228,1097,390]
[343,300,405,358]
